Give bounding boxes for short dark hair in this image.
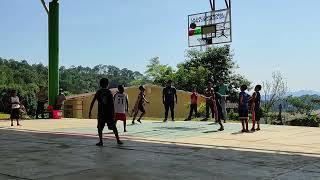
[167,80,172,84]
[255,85,262,91]
[118,85,124,91]
[240,85,248,91]
[139,85,145,91]
[100,78,109,88]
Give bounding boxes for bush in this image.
[228,110,239,120]
[197,103,207,118]
[288,115,320,127]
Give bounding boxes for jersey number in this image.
[118,98,124,105]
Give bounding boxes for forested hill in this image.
[1,46,251,114]
[0,57,144,94]
[0,57,145,113]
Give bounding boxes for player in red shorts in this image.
[114,85,129,132]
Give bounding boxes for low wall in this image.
[65,85,206,119]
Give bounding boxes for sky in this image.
[0,0,320,91]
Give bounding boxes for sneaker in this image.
[256,128,260,131]
[251,128,255,132]
[218,127,224,131]
[163,119,167,122]
[201,118,208,121]
[132,120,135,124]
[241,129,246,133]
[137,119,142,123]
[96,142,103,146]
[11,124,13,126]
[17,124,21,126]
[184,118,191,121]
[117,140,123,145]
[171,119,175,121]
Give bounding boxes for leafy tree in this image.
[179,46,251,99]
[145,57,175,86]
[286,95,316,115]
[173,65,210,92]
[143,46,250,102]
[0,58,145,114]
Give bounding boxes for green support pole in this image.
[48,0,59,106]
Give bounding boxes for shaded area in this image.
[0,128,319,180]
[155,126,203,131]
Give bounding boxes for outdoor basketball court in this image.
[0,119,319,179]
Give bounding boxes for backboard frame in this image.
[188,7,232,47]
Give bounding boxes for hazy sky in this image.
[0,0,319,91]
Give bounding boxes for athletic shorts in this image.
[97,117,116,131]
[115,113,126,121]
[10,108,20,119]
[238,108,248,119]
[138,103,145,113]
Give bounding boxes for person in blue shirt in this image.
[239,85,250,132]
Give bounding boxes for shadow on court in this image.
[202,130,219,133]
[155,126,203,131]
[0,128,319,180]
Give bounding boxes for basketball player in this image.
[114,85,129,132]
[89,78,123,146]
[132,86,149,124]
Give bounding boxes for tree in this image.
[0,57,147,115]
[262,71,288,123]
[173,65,210,93]
[179,46,251,98]
[287,95,316,115]
[145,57,175,86]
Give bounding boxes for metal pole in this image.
[40,0,49,14]
[209,0,216,11]
[48,0,59,106]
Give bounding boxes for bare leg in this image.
[218,118,224,131]
[96,129,103,146]
[112,126,123,144]
[137,112,145,123]
[132,111,139,124]
[245,119,249,132]
[251,111,256,131]
[241,120,245,132]
[256,121,260,130]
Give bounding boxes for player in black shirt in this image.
[162,80,177,122]
[89,78,123,146]
[250,85,262,131]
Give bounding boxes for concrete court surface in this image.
[0,119,319,180]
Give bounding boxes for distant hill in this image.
[288,90,320,97]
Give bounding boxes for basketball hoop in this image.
[188,0,232,47]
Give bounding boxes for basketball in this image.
[189,23,197,29]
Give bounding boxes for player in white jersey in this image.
[114,85,129,132]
